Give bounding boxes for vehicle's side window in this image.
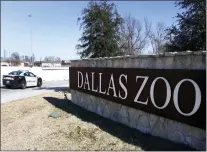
[29,72,35,77]
[24,72,29,76]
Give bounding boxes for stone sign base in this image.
[71,89,206,150]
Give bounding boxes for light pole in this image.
[28,14,33,66]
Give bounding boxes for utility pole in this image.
[28,14,33,66]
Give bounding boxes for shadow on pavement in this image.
[44,96,195,151]
[1,85,71,94]
[0,86,35,90]
[33,86,71,93]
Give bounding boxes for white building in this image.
[1,61,10,66]
[41,62,61,67]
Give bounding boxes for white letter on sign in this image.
[77,71,83,88]
[150,77,171,109]
[91,72,98,92]
[107,74,117,97]
[99,73,106,94]
[173,79,201,116]
[84,72,90,90]
[119,74,128,99]
[134,76,149,105]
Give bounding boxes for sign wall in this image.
[70,67,206,130]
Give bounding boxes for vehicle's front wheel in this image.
[5,85,11,89]
[37,79,42,87]
[20,81,26,89]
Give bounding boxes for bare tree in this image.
[44,56,60,62]
[119,14,151,55]
[44,56,52,62]
[49,56,55,62]
[44,57,50,62]
[10,52,21,66]
[24,55,30,62]
[55,57,61,62]
[145,19,167,54]
[20,55,24,62]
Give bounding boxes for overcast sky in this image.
[1,1,181,60]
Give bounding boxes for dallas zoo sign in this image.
[70,67,206,130]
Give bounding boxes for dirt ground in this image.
[1,89,194,151]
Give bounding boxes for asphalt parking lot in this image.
[1,80,69,103]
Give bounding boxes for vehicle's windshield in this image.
[8,71,22,75]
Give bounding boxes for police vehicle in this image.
[2,70,43,89]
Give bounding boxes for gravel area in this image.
[1,90,194,151]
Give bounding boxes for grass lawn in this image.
[1,90,194,151]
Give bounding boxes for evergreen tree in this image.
[76,0,123,58]
[166,1,206,52]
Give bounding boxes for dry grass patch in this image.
[1,91,194,151]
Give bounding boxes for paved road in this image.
[1,80,69,103]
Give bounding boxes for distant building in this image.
[1,60,30,67]
[19,62,25,67]
[34,61,61,67]
[61,60,71,67]
[24,62,32,67]
[33,61,41,67]
[1,61,10,66]
[10,61,25,67]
